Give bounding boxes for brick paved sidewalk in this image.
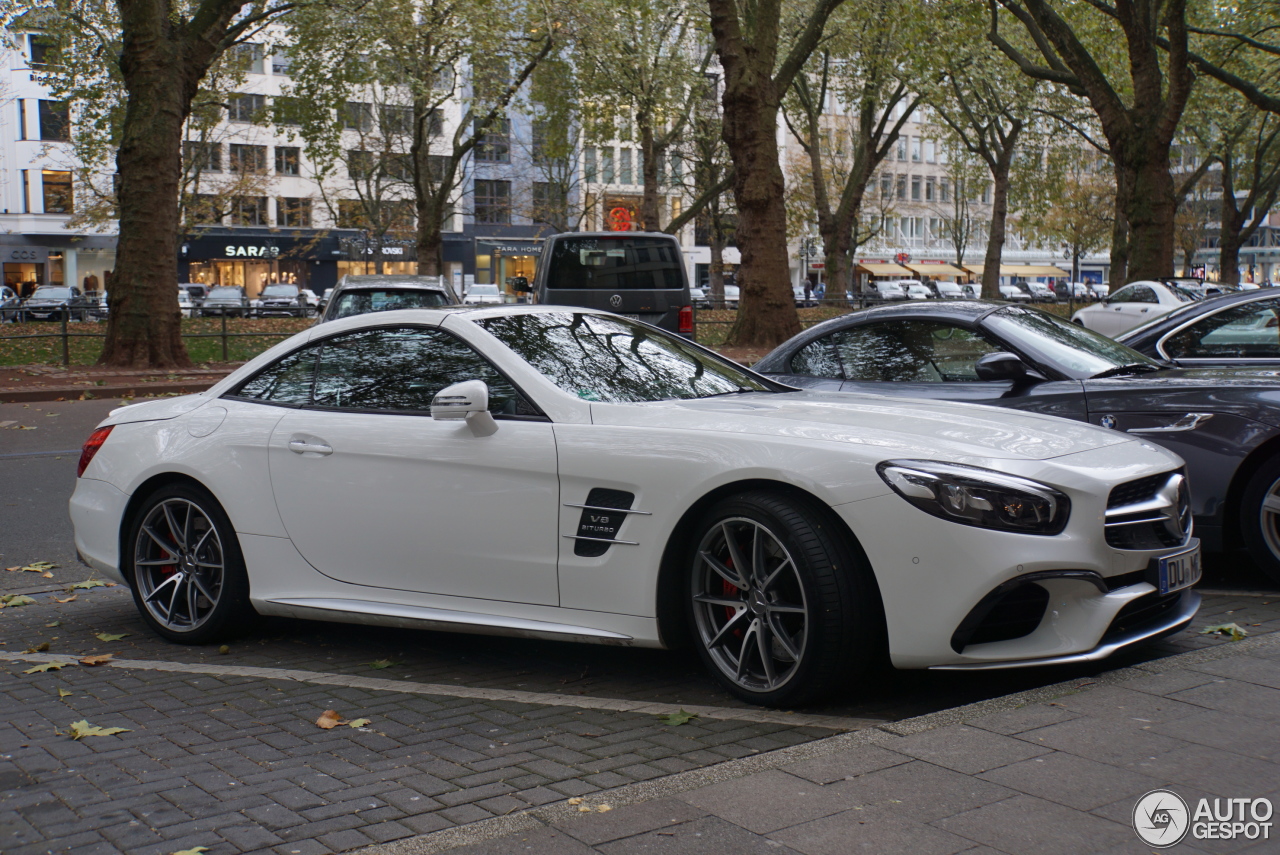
[386,633,1280,855]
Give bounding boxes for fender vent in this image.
[573,489,635,557]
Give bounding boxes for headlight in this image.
[876,460,1070,535]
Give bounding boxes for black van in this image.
[517,232,694,336]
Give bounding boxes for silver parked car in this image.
[317,275,460,324]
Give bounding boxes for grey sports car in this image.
[753,300,1280,585]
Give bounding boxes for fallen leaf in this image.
[218,645,230,655]
[41,571,53,578]
[67,580,107,591]
[24,662,69,673]
[1,595,37,608]
[597,804,613,813]
[95,632,129,642]
[315,709,345,729]
[365,659,397,670]
[20,561,56,573]
[79,653,114,666]
[58,688,73,698]
[25,642,50,653]
[578,805,592,812]
[1201,622,1249,641]
[53,595,77,603]
[658,709,698,726]
[169,848,210,855]
[45,621,60,627]
[69,720,130,740]
[567,797,584,805]
[347,718,372,728]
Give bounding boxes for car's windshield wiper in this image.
[698,386,761,398]
[1090,363,1162,379]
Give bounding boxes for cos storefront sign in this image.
[8,248,48,262]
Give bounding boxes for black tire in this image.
[685,490,884,707]
[1239,455,1280,586]
[124,483,255,644]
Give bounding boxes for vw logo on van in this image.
[609,294,623,309]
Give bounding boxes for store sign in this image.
[224,245,281,258]
[8,248,46,261]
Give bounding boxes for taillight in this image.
[678,304,694,335]
[78,426,113,478]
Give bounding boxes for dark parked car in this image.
[1117,288,1280,368]
[316,275,460,324]
[256,283,310,318]
[20,285,97,321]
[753,300,1280,585]
[200,286,250,317]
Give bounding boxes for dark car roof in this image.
[754,300,1011,371]
[1117,288,1279,352]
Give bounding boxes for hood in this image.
[593,390,1133,461]
[1086,366,1280,427]
[101,394,209,427]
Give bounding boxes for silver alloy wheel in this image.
[691,517,809,693]
[1260,477,1280,560]
[133,498,225,632]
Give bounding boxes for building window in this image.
[29,35,57,68]
[184,141,222,173]
[274,96,304,126]
[670,153,682,183]
[187,194,222,225]
[229,196,268,226]
[229,144,267,173]
[277,197,312,227]
[532,119,565,166]
[347,150,374,180]
[384,153,413,181]
[584,147,597,182]
[897,136,908,161]
[271,50,292,76]
[925,176,935,202]
[981,183,992,203]
[929,217,941,237]
[275,146,301,175]
[337,199,368,229]
[895,175,906,201]
[880,172,892,198]
[228,93,265,123]
[229,43,264,74]
[620,149,633,185]
[601,147,615,184]
[474,179,511,224]
[344,102,375,132]
[381,105,414,137]
[940,178,950,202]
[38,100,69,141]
[911,175,921,201]
[42,170,73,213]
[925,140,936,163]
[474,118,510,162]
[532,182,568,226]
[911,138,921,162]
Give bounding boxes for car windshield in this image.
[477,311,776,402]
[208,287,241,299]
[469,285,499,295]
[31,287,72,299]
[331,289,449,318]
[546,236,683,290]
[986,306,1161,378]
[262,285,298,297]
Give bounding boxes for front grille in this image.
[1103,591,1183,641]
[1105,469,1190,550]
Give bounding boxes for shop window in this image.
[29,35,58,68]
[230,144,267,173]
[185,141,222,173]
[229,196,268,226]
[273,96,304,126]
[42,170,73,213]
[337,199,369,229]
[344,101,375,132]
[228,93,266,123]
[277,197,312,227]
[474,118,510,162]
[474,179,511,224]
[275,146,301,176]
[38,100,69,141]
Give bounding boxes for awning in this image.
[965,264,1041,277]
[906,262,968,277]
[1005,264,1070,277]
[857,263,914,276]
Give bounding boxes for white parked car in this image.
[463,283,504,305]
[1072,280,1201,337]
[177,289,195,317]
[70,306,1200,707]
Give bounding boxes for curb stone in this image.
[355,631,1280,854]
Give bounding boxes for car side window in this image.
[311,326,536,415]
[1131,285,1158,304]
[233,345,320,406]
[1164,299,1280,359]
[882,321,1001,381]
[1108,285,1136,303]
[790,337,843,379]
[830,325,941,382]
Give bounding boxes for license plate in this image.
[1156,544,1201,595]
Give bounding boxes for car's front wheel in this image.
[686,491,883,707]
[1240,456,1280,586]
[125,483,254,644]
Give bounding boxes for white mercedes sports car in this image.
[70,306,1201,706]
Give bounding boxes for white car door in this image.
[265,325,562,605]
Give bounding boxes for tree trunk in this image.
[639,121,662,231]
[1119,155,1177,281]
[709,222,726,305]
[98,40,195,367]
[1108,182,1130,291]
[980,157,1014,300]
[1218,231,1242,286]
[415,209,444,277]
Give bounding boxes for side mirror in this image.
[975,352,1028,382]
[431,379,498,436]
[509,276,531,293]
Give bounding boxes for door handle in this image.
[288,438,332,455]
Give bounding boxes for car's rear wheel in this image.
[125,483,254,644]
[1240,456,1280,586]
[686,491,883,707]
